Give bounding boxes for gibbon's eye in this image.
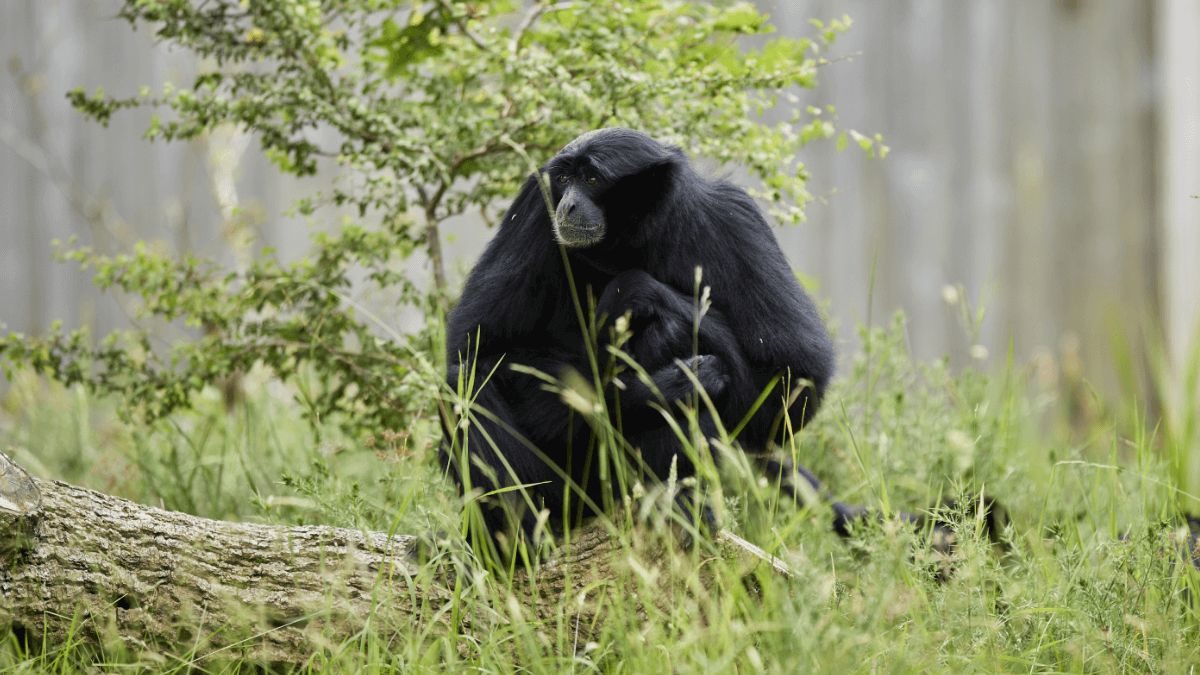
[557,174,570,184]
[585,174,598,185]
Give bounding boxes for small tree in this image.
[1,0,871,437]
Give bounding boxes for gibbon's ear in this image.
[602,157,680,241]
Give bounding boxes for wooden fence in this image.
[1,0,1196,398]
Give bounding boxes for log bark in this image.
[0,451,787,664]
[0,451,439,662]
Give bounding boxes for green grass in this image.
[2,313,1199,673]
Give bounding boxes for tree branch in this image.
[434,0,490,52]
[510,2,575,55]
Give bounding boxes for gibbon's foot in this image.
[832,494,1007,580]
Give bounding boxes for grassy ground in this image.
[2,314,1198,672]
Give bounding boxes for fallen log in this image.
[0,450,788,664]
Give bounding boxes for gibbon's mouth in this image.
[554,221,605,248]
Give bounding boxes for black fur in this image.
[443,129,839,548]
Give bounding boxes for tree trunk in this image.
[0,451,786,664]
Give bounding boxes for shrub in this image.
[1,0,870,439]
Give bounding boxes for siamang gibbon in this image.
[442,128,960,555]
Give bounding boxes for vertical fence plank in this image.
[1158,0,1200,372]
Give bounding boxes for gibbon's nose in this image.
[563,200,577,215]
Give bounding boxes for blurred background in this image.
[1,0,1197,401]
